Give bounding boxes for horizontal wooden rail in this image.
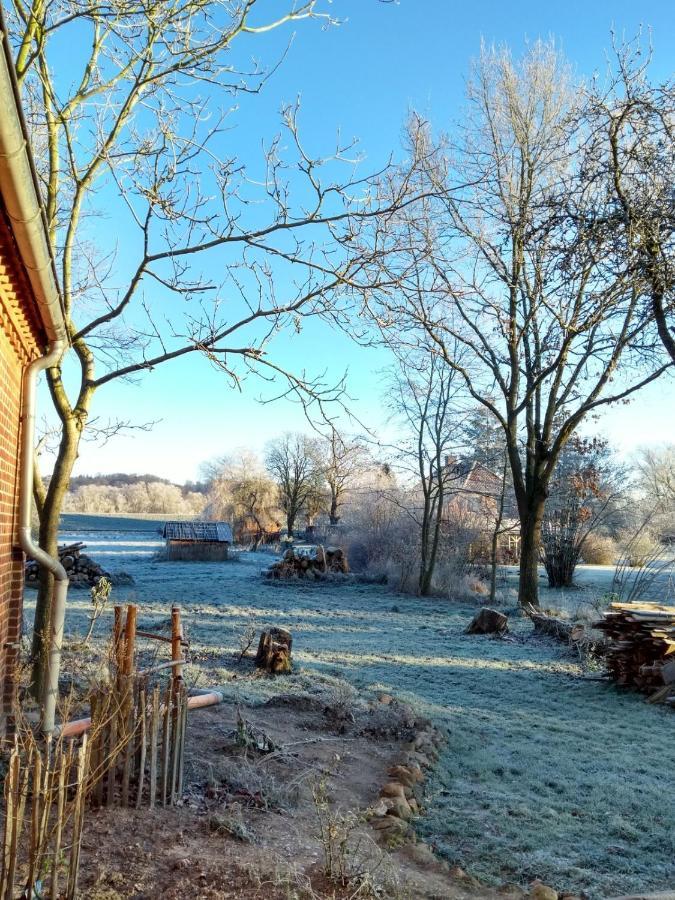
[56,690,225,739]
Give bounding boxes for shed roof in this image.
[163,521,233,543]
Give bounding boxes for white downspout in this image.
[2,6,70,737]
[18,342,67,735]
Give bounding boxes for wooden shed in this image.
[162,521,233,561]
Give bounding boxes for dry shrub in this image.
[219,757,299,810]
[581,533,617,565]
[618,529,661,568]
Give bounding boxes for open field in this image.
[23,515,675,898]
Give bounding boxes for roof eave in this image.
[0,6,67,345]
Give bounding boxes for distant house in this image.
[162,521,233,561]
[443,458,520,561]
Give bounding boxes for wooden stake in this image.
[177,686,188,799]
[36,739,55,887]
[123,605,138,677]
[113,605,124,673]
[171,606,184,690]
[67,734,89,898]
[26,749,43,897]
[136,690,147,809]
[149,687,160,810]
[50,750,67,900]
[161,687,171,808]
[170,688,182,805]
[106,694,118,807]
[121,692,134,808]
[1,747,19,900]
[93,693,105,807]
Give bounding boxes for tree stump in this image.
[466,608,509,635]
[255,628,293,674]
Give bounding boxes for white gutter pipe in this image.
[0,9,69,734]
[19,344,67,735]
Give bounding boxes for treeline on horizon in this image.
[55,472,207,491]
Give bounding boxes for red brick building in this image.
[0,20,67,729]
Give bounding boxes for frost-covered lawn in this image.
[25,521,675,898]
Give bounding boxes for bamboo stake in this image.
[34,740,56,894]
[121,691,134,808]
[50,749,67,900]
[67,735,89,898]
[14,739,34,849]
[149,686,159,810]
[171,606,184,688]
[169,607,184,806]
[90,694,100,805]
[113,605,124,674]
[26,749,43,897]
[106,693,118,807]
[2,744,21,898]
[136,690,147,809]
[1,747,19,900]
[123,604,138,677]
[94,693,105,807]
[121,605,138,807]
[161,687,171,807]
[177,686,188,798]
[170,688,182,805]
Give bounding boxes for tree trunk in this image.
[30,421,80,697]
[489,457,508,605]
[255,628,292,674]
[329,493,340,526]
[517,499,545,608]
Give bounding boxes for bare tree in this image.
[541,436,626,588]
[385,349,466,596]
[362,41,671,607]
[6,0,427,689]
[587,38,675,363]
[634,444,675,539]
[204,450,280,546]
[265,433,324,536]
[321,431,368,525]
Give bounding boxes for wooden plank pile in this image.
[265,545,349,579]
[25,541,112,588]
[593,602,675,705]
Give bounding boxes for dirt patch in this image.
[78,689,510,899]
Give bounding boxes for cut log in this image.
[466,608,509,635]
[255,628,293,674]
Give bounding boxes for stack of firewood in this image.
[25,541,112,588]
[265,545,349,579]
[593,602,675,705]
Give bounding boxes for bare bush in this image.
[581,534,617,566]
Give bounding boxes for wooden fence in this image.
[1,733,89,899]
[1,603,188,898]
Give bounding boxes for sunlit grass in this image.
[23,535,675,898]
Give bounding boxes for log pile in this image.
[25,542,112,588]
[525,605,605,656]
[265,545,349,579]
[593,602,675,705]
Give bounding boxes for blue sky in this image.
[53,0,675,483]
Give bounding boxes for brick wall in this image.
[0,322,24,724]
[0,206,45,732]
